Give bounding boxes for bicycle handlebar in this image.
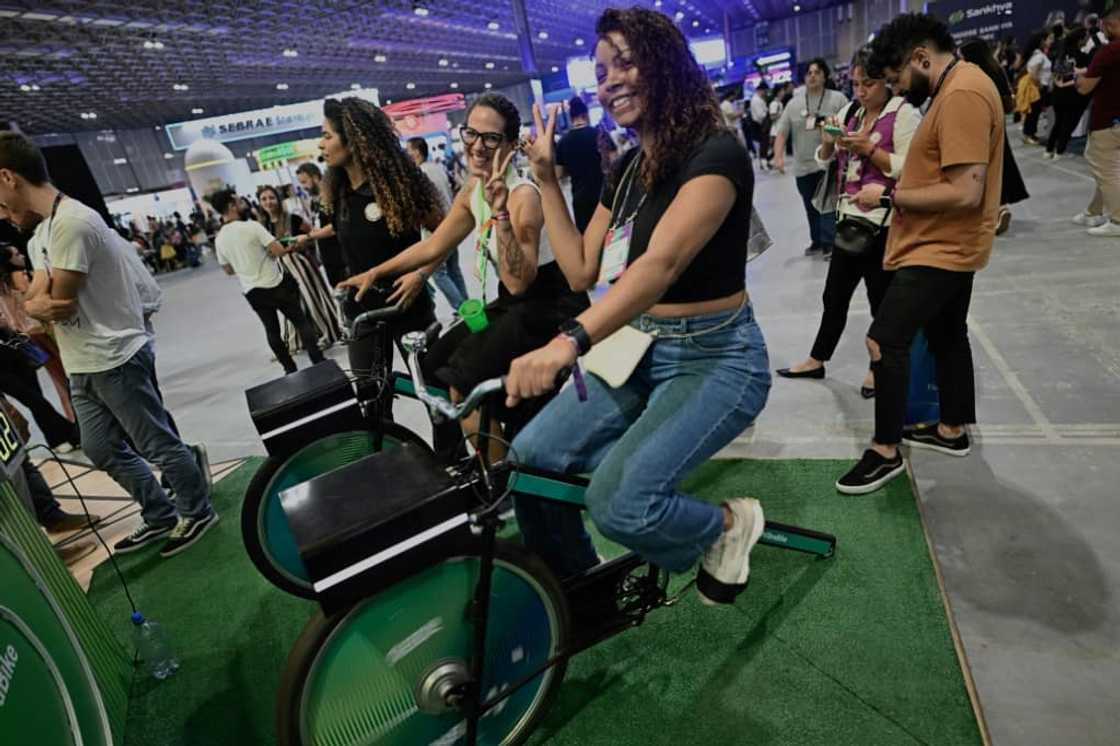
[334,287,407,336]
[402,331,505,422]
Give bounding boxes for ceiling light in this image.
[30,84,40,91]
[550,65,559,73]
[406,82,416,89]
[484,83,493,89]
[126,187,140,193]
[574,37,585,46]
[538,31,549,39]
[675,11,684,20]
[793,4,801,10]
[173,83,189,91]
[450,82,459,89]
[655,0,662,5]
[191,107,204,114]
[19,84,30,92]
[485,61,495,69]
[413,6,429,16]
[351,83,361,90]
[163,152,174,159]
[487,21,499,30]
[705,27,711,33]
[113,157,128,165]
[438,58,449,66]
[276,83,289,90]
[374,54,387,63]
[692,19,700,27]
[386,99,393,104]
[282,48,298,57]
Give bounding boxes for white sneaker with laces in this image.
[1073,212,1108,227]
[697,498,765,606]
[1087,221,1120,237]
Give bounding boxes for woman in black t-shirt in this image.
[318,98,446,382]
[503,8,772,606]
[257,185,342,352]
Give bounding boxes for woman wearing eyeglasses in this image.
[340,92,589,452]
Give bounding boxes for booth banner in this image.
[166,100,324,151]
[932,0,1084,44]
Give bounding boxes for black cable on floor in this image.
[30,444,138,615]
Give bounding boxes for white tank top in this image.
[469,167,556,268]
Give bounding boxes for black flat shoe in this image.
[860,386,876,399]
[776,366,826,379]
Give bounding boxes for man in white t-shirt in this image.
[0,132,216,558]
[407,137,468,312]
[211,188,324,373]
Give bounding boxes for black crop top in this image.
[600,131,752,304]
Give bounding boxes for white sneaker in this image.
[1087,221,1120,237]
[697,498,765,606]
[1073,212,1108,228]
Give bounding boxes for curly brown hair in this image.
[320,97,441,236]
[595,7,724,191]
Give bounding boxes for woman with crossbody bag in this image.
[498,8,771,606]
[776,47,920,398]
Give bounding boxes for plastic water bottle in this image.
[131,612,180,680]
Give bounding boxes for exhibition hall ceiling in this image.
[1,0,838,134]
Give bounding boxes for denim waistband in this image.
[632,297,753,338]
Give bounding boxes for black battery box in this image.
[279,443,478,613]
[245,360,365,460]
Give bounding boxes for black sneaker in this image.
[697,498,765,606]
[159,512,220,558]
[821,244,833,259]
[804,243,823,256]
[902,423,971,457]
[836,450,906,495]
[114,520,176,554]
[191,443,213,495]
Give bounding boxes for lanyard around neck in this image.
[42,191,64,274]
[609,151,646,230]
[929,59,960,105]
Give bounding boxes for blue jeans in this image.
[511,303,771,578]
[70,344,211,524]
[794,171,837,248]
[431,247,469,312]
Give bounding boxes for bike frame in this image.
[451,398,837,746]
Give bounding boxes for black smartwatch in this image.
[558,319,592,356]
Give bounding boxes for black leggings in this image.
[867,267,977,445]
[246,275,324,373]
[0,349,78,448]
[809,230,892,362]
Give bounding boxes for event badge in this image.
[364,202,383,222]
[599,223,632,283]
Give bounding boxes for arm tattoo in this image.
[497,220,527,279]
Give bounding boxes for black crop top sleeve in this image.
[598,131,753,304]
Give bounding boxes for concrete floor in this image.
[20,129,1119,744]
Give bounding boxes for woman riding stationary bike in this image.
[504,7,771,605]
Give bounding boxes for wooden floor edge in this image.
[906,460,994,746]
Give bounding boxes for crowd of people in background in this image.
[2,2,1117,606]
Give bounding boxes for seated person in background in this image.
[339,92,590,455]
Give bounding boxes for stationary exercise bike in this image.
[271,331,837,746]
[241,287,450,597]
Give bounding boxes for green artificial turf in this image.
[87,458,981,746]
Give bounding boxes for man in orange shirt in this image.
[836,13,1005,494]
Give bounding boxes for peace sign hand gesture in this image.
[483,147,518,213]
[524,103,560,185]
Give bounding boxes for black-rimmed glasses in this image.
[459,125,504,150]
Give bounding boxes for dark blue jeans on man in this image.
[70,343,211,526]
[794,170,837,250]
